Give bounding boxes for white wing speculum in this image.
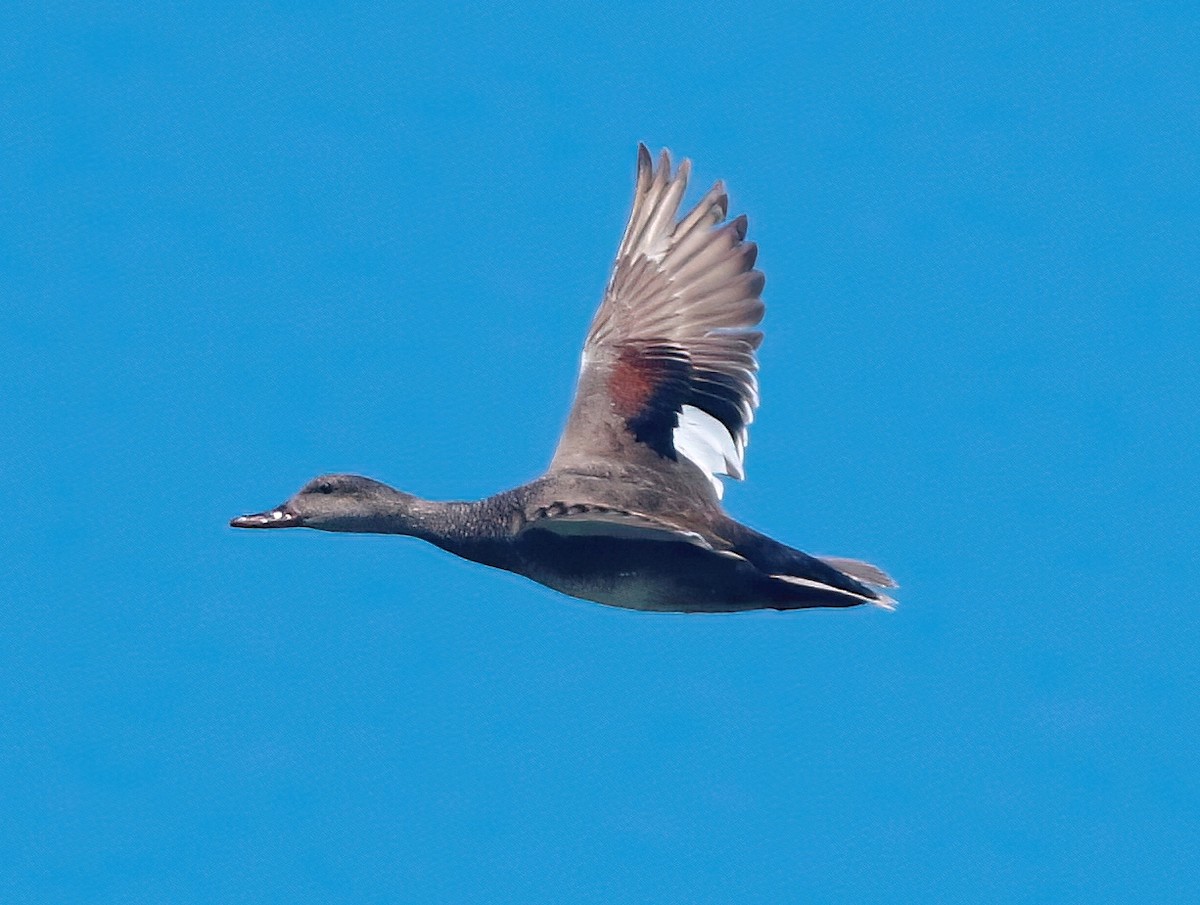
[672,403,744,498]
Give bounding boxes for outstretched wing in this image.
[549,146,764,499]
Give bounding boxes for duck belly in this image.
[535,566,689,612]
[514,530,775,613]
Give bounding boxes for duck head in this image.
[230,474,414,533]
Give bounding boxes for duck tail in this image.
[725,521,898,610]
[816,556,898,593]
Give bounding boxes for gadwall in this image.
[232,146,896,612]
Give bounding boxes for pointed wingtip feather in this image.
[770,574,895,610]
[729,213,749,241]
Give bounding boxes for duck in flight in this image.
[232,146,896,612]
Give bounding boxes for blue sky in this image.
[3,1,1197,901]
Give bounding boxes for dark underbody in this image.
[496,529,866,613]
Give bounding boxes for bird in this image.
[231,145,896,613]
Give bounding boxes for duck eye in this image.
[316,482,334,494]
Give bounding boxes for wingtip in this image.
[729,213,749,241]
[770,573,897,611]
[869,593,898,612]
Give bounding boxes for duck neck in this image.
[373,494,517,568]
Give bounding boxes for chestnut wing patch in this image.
[609,343,691,460]
[608,341,755,471]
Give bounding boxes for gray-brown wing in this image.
[549,146,765,499]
